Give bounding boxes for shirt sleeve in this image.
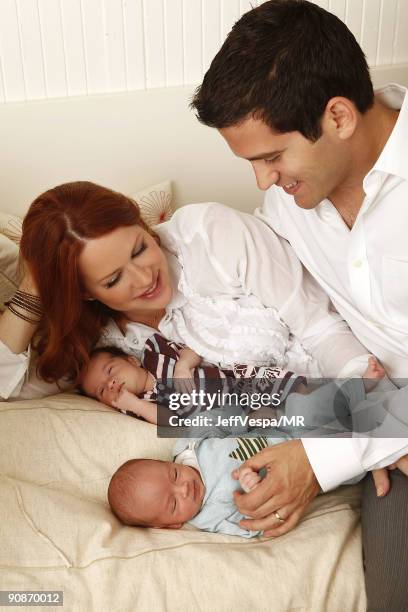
[302,384,408,490]
[0,340,72,401]
[0,340,30,399]
[163,203,368,378]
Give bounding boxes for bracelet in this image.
[6,303,42,325]
[5,289,43,325]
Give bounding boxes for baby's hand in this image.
[111,387,135,412]
[238,466,262,493]
[173,362,196,394]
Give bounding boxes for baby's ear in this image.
[127,355,141,367]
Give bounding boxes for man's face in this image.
[129,460,205,528]
[81,351,147,405]
[220,116,350,209]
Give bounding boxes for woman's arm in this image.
[0,273,41,354]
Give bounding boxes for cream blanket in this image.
[0,393,366,611]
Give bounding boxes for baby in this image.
[108,363,388,539]
[81,332,387,438]
[108,434,283,538]
[80,332,306,424]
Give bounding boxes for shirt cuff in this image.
[0,340,29,399]
[301,437,365,491]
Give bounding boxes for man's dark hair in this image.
[191,0,374,141]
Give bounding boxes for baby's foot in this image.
[363,356,385,392]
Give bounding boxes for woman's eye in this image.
[105,274,121,289]
[131,243,146,258]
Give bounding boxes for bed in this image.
[0,86,367,611]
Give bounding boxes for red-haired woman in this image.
[0,180,367,401]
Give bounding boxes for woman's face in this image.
[78,224,172,313]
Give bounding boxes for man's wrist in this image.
[301,437,364,492]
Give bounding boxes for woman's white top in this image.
[0,203,367,401]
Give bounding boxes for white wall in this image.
[0,0,407,103]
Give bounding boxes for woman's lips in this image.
[138,272,161,299]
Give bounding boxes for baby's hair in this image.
[77,345,133,395]
[91,345,130,359]
[108,458,159,527]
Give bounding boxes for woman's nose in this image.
[128,264,152,288]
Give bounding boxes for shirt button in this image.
[353,259,363,268]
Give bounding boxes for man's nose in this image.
[251,161,279,191]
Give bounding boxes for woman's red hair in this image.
[20,181,158,384]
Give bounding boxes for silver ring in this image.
[273,510,285,523]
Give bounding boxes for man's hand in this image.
[231,440,320,537]
[372,454,408,496]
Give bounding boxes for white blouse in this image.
[0,202,367,401]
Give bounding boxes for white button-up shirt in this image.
[256,83,408,490]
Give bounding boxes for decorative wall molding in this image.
[0,0,407,103]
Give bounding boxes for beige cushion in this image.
[0,211,22,244]
[0,234,20,311]
[0,393,366,611]
[133,179,174,226]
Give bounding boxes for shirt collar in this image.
[367,83,408,182]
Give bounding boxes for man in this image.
[191,1,408,610]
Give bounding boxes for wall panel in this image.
[0,0,406,103]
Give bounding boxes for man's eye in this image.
[265,155,280,164]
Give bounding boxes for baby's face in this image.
[130,460,205,528]
[81,351,148,405]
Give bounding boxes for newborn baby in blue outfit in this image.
[108,435,278,538]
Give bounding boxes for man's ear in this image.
[323,96,358,140]
[127,355,141,367]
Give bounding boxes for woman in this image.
[0,181,368,401]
